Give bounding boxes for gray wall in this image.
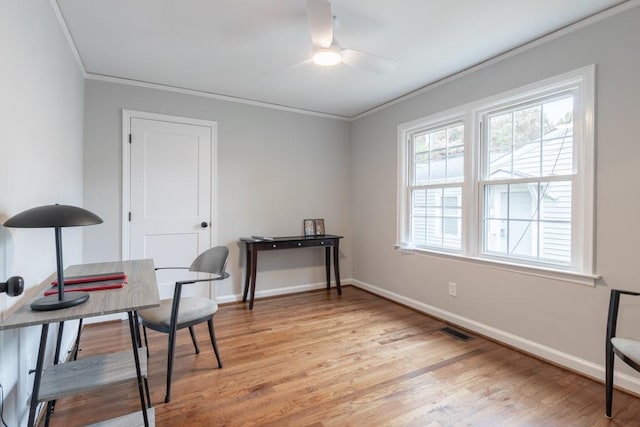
[351,7,640,390]
[0,1,85,425]
[3,4,640,424]
[83,81,352,299]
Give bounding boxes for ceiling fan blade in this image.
[306,0,333,48]
[342,49,398,74]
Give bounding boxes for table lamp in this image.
[3,204,103,311]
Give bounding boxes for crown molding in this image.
[50,0,638,121]
[49,0,87,78]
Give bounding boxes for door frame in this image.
[121,109,218,261]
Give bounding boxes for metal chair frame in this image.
[605,288,640,418]
[138,246,229,403]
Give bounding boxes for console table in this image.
[240,235,343,309]
[0,259,159,427]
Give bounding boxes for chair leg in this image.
[165,328,177,403]
[207,319,223,368]
[188,326,200,354]
[606,343,615,418]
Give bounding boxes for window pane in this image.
[512,105,542,176]
[539,221,571,265]
[411,189,426,245]
[443,187,461,250]
[543,97,573,135]
[508,219,536,257]
[488,95,574,180]
[414,133,428,153]
[485,184,508,220]
[413,133,429,185]
[426,216,441,246]
[412,216,426,245]
[415,162,429,185]
[514,105,541,145]
[444,219,461,249]
[509,183,535,221]
[484,219,507,254]
[447,124,464,182]
[409,184,462,251]
[542,97,573,176]
[488,112,513,177]
[539,181,572,265]
[429,129,447,184]
[411,122,464,186]
[483,180,572,265]
[443,188,461,229]
[426,188,442,216]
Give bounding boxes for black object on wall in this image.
[0,276,24,296]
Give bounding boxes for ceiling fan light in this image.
[312,48,342,66]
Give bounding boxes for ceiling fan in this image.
[304,0,397,73]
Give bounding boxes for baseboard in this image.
[215,280,341,304]
[351,279,640,396]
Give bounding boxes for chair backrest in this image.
[189,246,229,276]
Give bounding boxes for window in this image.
[408,121,464,251]
[481,94,574,266]
[398,66,595,280]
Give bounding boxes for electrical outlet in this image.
[448,282,457,297]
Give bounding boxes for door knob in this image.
[201,222,209,228]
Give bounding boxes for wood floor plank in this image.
[45,287,640,426]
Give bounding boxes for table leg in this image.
[325,247,331,290]
[73,319,83,360]
[128,312,149,426]
[242,244,251,303]
[28,324,49,427]
[333,240,342,295]
[249,247,258,309]
[132,312,151,405]
[44,321,65,425]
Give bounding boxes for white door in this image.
[124,111,217,299]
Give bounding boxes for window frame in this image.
[397,65,596,285]
[406,119,465,252]
[398,110,468,253]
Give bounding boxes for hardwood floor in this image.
[46,287,640,426]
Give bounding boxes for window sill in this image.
[394,245,600,287]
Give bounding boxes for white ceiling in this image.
[56,0,626,119]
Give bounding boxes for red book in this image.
[51,272,126,286]
[45,272,128,296]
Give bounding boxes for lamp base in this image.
[30,292,90,311]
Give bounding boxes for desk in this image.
[0,259,159,427]
[240,235,343,309]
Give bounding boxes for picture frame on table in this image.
[314,219,325,235]
[303,219,315,236]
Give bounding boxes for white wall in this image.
[82,81,352,300]
[351,6,640,392]
[0,1,85,425]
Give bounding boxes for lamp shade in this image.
[3,204,103,228]
[3,204,103,311]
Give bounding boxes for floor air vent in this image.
[441,327,473,341]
